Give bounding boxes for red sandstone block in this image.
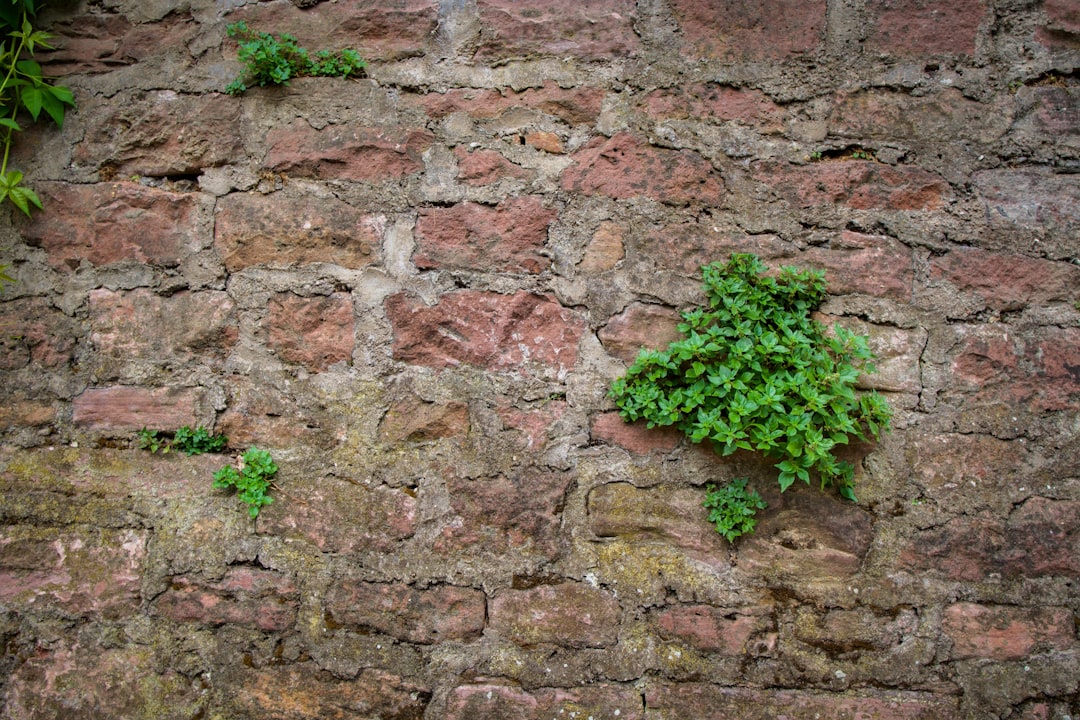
[214,192,381,271]
[829,88,1012,145]
[801,231,913,300]
[474,0,638,60]
[931,247,1080,311]
[597,302,682,365]
[446,683,645,720]
[378,394,469,443]
[436,468,572,561]
[0,526,147,618]
[266,292,355,372]
[489,581,621,648]
[642,84,785,131]
[419,83,605,125]
[754,160,948,211]
[655,605,771,654]
[865,0,986,56]
[264,120,433,181]
[72,386,199,431]
[670,0,825,61]
[0,298,79,370]
[578,220,626,273]
[325,581,486,643]
[1037,0,1080,47]
[974,169,1080,240]
[19,182,205,271]
[454,147,530,186]
[414,198,556,274]
[942,602,1075,661]
[495,399,568,452]
[155,566,299,632]
[561,133,724,206]
[386,290,586,377]
[73,90,243,176]
[590,412,682,455]
[218,378,340,451]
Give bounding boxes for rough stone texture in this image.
[2,1,1079,718]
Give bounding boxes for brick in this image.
[942,603,1075,661]
[645,683,960,719]
[154,566,299,632]
[446,683,645,720]
[670,0,825,61]
[386,290,586,378]
[257,475,417,554]
[72,386,199,432]
[4,645,201,720]
[228,666,429,720]
[454,147,530,186]
[489,581,621,648]
[414,198,556,274]
[561,133,724,206]
[474,0,638,60]
[267,292,355,372]
[598,302,682,365]
[18,182,205,270]
[655,605,772,654]
[865,0,986,56]
[930,247,1080,311]
[829,88,1012,145]
[264,120,433,181]
[378,395,469,443]
[325,581,485,643]
[590,413,683,455]
[227,0,438,61]
[419,83,605,125]
[90,288,236,365]
[577,221,625,273]
[0,298,80,370]
[754,160,948,211]
[642,84,784,131]
[436,469,572,560]
[214,192,380,271]
[589,482,724,555]
[0,525,147,618]
[74,91,243,175]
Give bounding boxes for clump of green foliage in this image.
[224,21,365,95]
[610,253,892,509]
[0,0,75,215]
[138,426,228,456]
[212,447,277,518]
[703,478,767,542]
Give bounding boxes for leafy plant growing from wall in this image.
[213,447,278,518]
[0,0,75,215]
[224,21,365,95]
[609,253,892,539]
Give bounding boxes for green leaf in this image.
[20,86,41,119]
[0,118,22,131]
[7,185,41,215]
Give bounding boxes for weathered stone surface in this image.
[217,379,339,450]
[264,120,433,180]
[378,395,469,443]
[386,291,586,377]
[154,566,299,631]
[973,170,1080,254]
[454,146,530,185]
[829,88,1012,145]
[489,581,621,648]
[670,0,825,60]
[906,433,1028,503]
[643,84,785,130]
[266,292,355,372]
[524,130,563,154]
[72,386,199,431]
[0,525,147,618]
[90,288,236,366]
[942,603,1075,661]
[802,231,913,300]
[18,182,205,270]
[214,192,380,271]
[598,302,682,365]
[38,13,195,75]
[226,665,430,720]
[414,198,556,273]
[655,605,773,654]
[561,133,724,206]
[474,0,638,60]
[754,160,948,210]
[645,683,960,719]
[865,0,986,56]
[577,221,626,273]
[589,482,730,557]
[820,315,925,394]
[257,475,417,554]
[437,469,572,560]
[495,400,568,452]
[420,83,605,125]
[325,581,485,643]
[74,91,243,175]
[0,298,80,370]
[446,683,645,720]
[930,248,1080,311]
[590,413,683,455]
[793,605,913,653]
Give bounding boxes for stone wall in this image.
[0,0,1078,717]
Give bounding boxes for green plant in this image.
[224,21,365,95]
[703,478,767,542]
[0,1,75,215]
[138,425,228,456]
[610,253,892,504]
[212,447,278,518]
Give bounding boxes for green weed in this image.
[224,21,365,95]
